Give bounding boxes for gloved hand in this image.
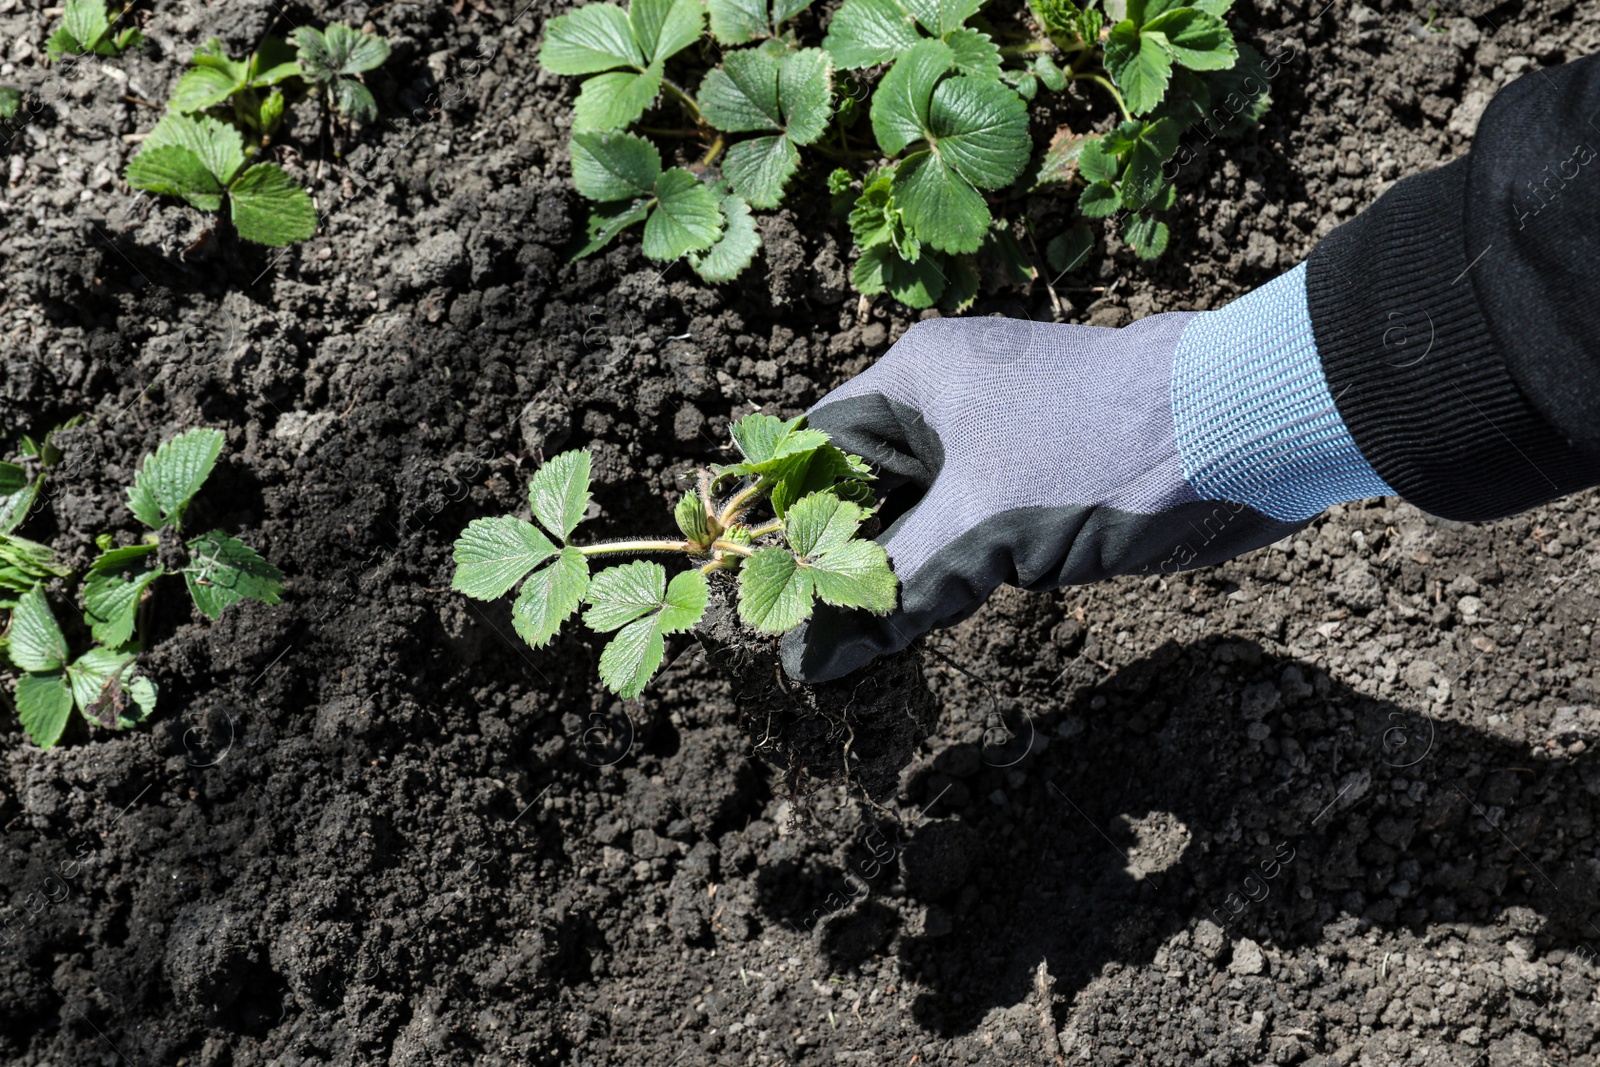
[782,262,1394,683]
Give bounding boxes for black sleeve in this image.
[1305,53,1600,522]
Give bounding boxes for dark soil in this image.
[2,0,1600,1063]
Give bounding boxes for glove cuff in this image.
[1169,261,1392,522]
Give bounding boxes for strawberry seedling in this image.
[47,0,142,60]
[453,414,897,698]
[292,23,391,127]
[539,0,1269,308]
[1,428,284,750]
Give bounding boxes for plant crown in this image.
[539,0,1270,306]
[453,413,896,699]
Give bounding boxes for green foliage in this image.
[47,0,142,60]
[0,88,20,120]
[453,413,895,699]
[1,429,281,750]
[539,0,1265,304]
[292,23,391,125]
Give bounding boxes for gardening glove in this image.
[782,262,1394,682]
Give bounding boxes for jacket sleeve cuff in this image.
[1305,158,1600,521]
[1169,261,1392,523]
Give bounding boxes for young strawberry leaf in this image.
[229,163,318,246]
[1033,126,1089,187]
[644,168,725,259]
[0,469,40,537]
[9,585,68,673]
[822,0,984,69]
[577,200,653,258]
[528,450,593,542]
[766,444,874,517]
[783,492,896,612]
[945,27,1001,78]
[539,4,648,73]
[1104,19,1171,115]
[727,414,829,474]
[1122,213,1170,259]
[453,517,558,600]
[852,244,947,308]
[127,427,225,531]
[1106,117,1177,208]
[1046,222,1094,274]
[870,39,1030,254]
[15,672,73,749]
[708,0,772,44]
[143,113,245,186]
[541,0,702,130]
[124,147,227,213]
[571,131,663,201]
[674,494,712,545]
[690,194,763,282]
[512,547,591,647]
[1141,7,1235,70]
[294,22,390,76]
[699,47,833,208]
[83,563,162,646]
[736,547,812,633]
[573,61,665,132]
[586,564,707,698]
[183,531,285,618]
[1079,181,1119,217]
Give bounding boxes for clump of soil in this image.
[696,584,937,803]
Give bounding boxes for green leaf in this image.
[125,146,226,213]
[83,564,162,646]
[848,169,901,248]
[730,414,829,471]
[1078,135,1119,184]
[823,0,924,69]
[585,560,670,631]
[230,163,318,246]
[184,530,285,618]
[0,476,40,536]
[9,586,67,672]
[946,28,1000,78]
[1122,213,1170,258]
[65,646,133,723]
[721,135,798,210]
[690,194,762,282]
[248,37,305,87]
[16,673,73,749]
[644,168,724,258]
[893,151,989,254]
[127,427,224,531]
[528,450,593,541]
[1143,7,1236,70]
[143,113,246,185]
[572,63,663,132]
[807,538,897,612]
[170,66,241,112]
[46,27,80,60]
[89,543,160,573]
[0,88,19,120]
[1029,0,1080,36]
[334,80,378,124]
[780,49,834,145]
[1079,181,1119,217]
[330,23,391,74]
[632,0,704,63]
[700,49,785,133]
[1046,223,1094,274]
[261,87,289,131]
[1118,117,1178,209]
[191,38,247,80]
[0,536,68,585]
[852,244,946,307]
[576,200,652,258]
[540,3,645,74]
[63,0,109,54]
[766,444,873,517]
[0,463,26,495]
[774,0,817,23]
[924,74,1030,187]
[675,494,712,543]
[453,517,558,600]
[1194,0,1234,12]
[1104,20,1172,115]
[591,567,706,698]
[708,0,770,43]
[870,38,952,156]
[784,491,866,557]
[512,547,590,648]
[905,0,983,35]
[940,253,980,311]
[1033,52,1067,90]
[737,547,812,633]
[571,131,663,201]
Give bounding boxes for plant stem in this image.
[699,134,726,168]
[746,519,783,538]
[999,40,1053,57]
[661,78,703,122]
[1073,72,1133,122]
[717,482,765,528]
[710,539,755,558]
[577,539,691,556]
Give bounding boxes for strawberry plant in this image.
[538,0,1269,308]
[47,0,142,60]
[1,428,284,750]
[452,414,896,698]
[123,26,388,246]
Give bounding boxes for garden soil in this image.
[3,0,1600,1063]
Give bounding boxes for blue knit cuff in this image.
[1170,262,1394,523]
